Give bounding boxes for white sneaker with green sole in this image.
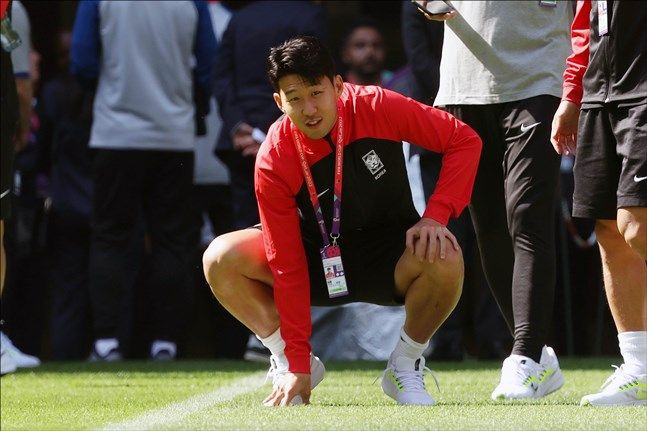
[580,365,647,407]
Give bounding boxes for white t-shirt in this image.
[435,1,573,106]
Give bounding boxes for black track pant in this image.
[445,95,560,361]
[89,149,194,343]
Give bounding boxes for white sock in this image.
[391,328,429,361]
[258,328,288,367]
[618,331,647,375]
[94,338,119,356]
[151,340,177,358]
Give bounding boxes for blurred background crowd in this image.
[1,0,614,367]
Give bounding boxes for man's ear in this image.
[334,75,344,96]
[273,92,284,113]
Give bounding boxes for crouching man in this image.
[203,36,481,406]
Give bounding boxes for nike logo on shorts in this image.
[520,122,541,133]
[634,175,647,183]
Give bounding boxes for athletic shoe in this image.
[1,346,17,376]
[580,365,647,407]
[265,353,325,405]
[150,340,176,361]
[381,354,437,405]
[491,345,564,400]
[0,331,40,368]
[88,347,122,362]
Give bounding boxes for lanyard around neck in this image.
[291,107,344,247]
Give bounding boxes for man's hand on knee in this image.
[406,218,459,263]
[263,373,311,407]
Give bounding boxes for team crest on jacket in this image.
[362,150,386,179]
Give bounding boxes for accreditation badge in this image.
[320,245,349,298]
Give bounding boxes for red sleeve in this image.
[255,144,312,374]
[377,89,482,225]
[563,0,591,105]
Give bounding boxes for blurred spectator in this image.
[213,0,326,230]
[401,0,509,360]
[340,16,391,86]
[1,0,41,375]
[71,0,217,361]
[38,30,94,360]
[423,0,572,399]
[187,0,249,359]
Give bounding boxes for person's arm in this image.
[378,88,481,225]
[551,0,591,155]
[401,0,444,104]
[10,0,31,152]
[255,147,312,375]
[212,17,246,143]
[70,0,101,89]
[562,0,590,105]
[192,0,217,109]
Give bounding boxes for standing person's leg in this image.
[445,104,515,333]
[490,95,564,400]
[577,104,647,406]
[146,151,194,360]
[503,95,561,359]
[88,149,142,360]
[48,208,93,360]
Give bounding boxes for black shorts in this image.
[573,102,647,220]
[253,223,410,306]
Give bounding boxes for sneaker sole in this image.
[581,398,647,407]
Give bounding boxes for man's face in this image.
[273,74,344,140]
[342,27,385,78]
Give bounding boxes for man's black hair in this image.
[267,36,336,92]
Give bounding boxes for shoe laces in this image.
[600,365,637,392]
[376,363,441,393]
[264,355,286,387]
[501,357,543,386]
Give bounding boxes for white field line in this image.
[101,371,266,431]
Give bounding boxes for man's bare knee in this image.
[203,235,239,290]
[617,209,647,258]
[422,245,464,292]
[595,219,622,247]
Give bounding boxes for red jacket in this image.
[255,83,481,372]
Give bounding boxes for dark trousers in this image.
[445,95,561,361]
[89,149,194,343]
[418,152,510,360]
[227,153,259,229]
[48,208,92,359]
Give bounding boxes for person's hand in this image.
[413,1,457,21]
[550,100,580,156]
[406,217,459,263]
[263,373,311,407]
[233,122,261,158]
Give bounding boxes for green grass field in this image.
[1,358,644,430]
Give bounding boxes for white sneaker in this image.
[381,354,436,405]
[491,345,564,400]
[0,331,40,368]
[1,344,17,376]
[580,365,647,407]
[266,353,326,405]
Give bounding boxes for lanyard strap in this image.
[292,107,344,247]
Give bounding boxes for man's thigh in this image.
[573,107,619,220]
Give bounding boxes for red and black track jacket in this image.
[563,0,647,106]
[255,83,481,373]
